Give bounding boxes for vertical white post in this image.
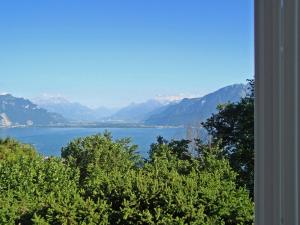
[255,0,299,224]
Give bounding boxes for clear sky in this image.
[0,0,254,108]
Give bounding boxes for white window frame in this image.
[255,0,299,224]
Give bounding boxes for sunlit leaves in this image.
[0,133,253,224]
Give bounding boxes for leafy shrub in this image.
[0,133,253,224]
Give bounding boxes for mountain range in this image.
[0,83,248,127]
[144,84,248,126]
[107,99,178,123]
[33,96,117,122]
[0,94,66,127]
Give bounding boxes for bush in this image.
[0,133,253,224]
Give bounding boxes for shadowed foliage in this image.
[202,79,254,198]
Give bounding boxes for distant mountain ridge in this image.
[0,83,248,127]
[34,96,182,124]
[0,94,67,127]
[144,84,248,126]
[108,99,169,123]
[33,96,117,122]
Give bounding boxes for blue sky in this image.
[0,0,254,108]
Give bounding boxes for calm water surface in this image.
[0,127,186,157]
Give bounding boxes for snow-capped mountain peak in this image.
[154,94,200,104]
[33,94,70,105]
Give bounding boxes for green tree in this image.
[61,131,141,184]
[202,79,254,197]
[0,132,253,224]
[149,136,192,162]
[0,138,37,161]
[0,138,110,225]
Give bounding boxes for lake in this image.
[0,127,187,157]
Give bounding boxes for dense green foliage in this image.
[0,133,253,224]
[202,79,254,197]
